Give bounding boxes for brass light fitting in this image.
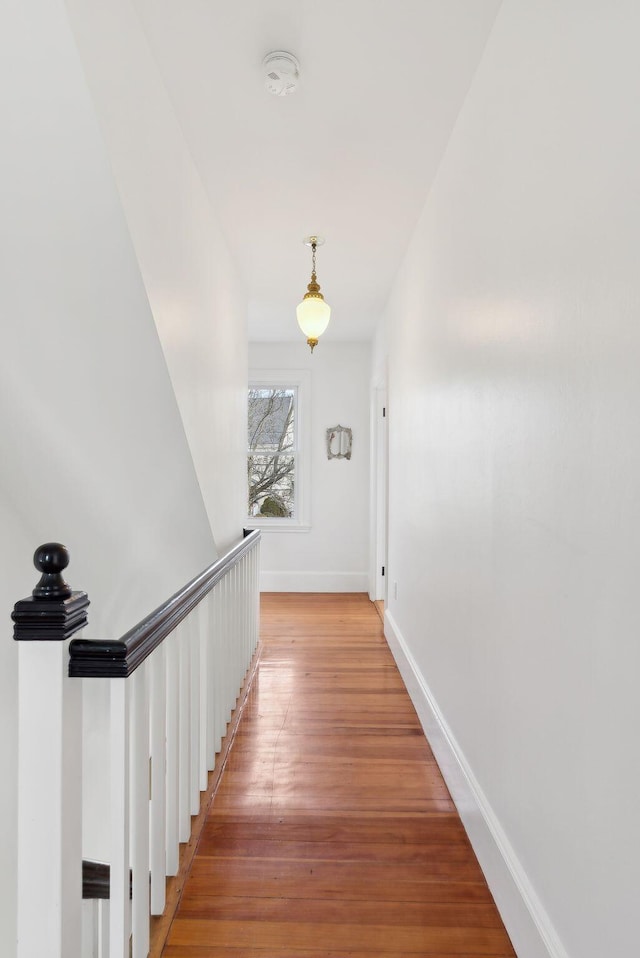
[296,236,331,352]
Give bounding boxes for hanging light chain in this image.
[311,240,317,281]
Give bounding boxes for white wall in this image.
[65,0,248,554]
[381,2,640,957]
[1,1,237,954]
[250,342,370,592]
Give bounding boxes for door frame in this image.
[369,383,388,602]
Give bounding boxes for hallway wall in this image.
[250,342,370,592]
[1,2,248,954]
[380,2,640,957]
[65,0,248,554]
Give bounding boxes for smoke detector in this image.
[263,51,300,96]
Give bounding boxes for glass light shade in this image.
[296,296,331,339]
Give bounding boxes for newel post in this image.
[12,544,90,958]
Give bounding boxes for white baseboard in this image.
[260,571,368,593]
[384,609,568,958]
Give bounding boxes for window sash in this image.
[247,370,311,529]
[248,387,298,451]
[248,385,298,520]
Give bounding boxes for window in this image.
[247,371,310,530]
[248,386,297,517]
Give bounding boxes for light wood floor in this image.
[162,592,516,957]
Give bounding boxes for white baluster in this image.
[243,555,249,673]
[253,545,258,651]
[129,665,150,957]
[232,564,240,694]
[205,590,216,771]
[189,612,201,814]
[221,575,231,727]
[165,631,179,874]
[149,644,167,914]
[178,622,191,842]
[108,678,130,958]
[228,572,236,721]
[98,900,109,957]
[212,583,224,754]
[198,601,209,789]
[81,899,96,957]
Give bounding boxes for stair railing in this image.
[12,530,260,958]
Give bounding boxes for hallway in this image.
[162,593,515,956]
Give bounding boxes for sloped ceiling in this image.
[132,0,501,341]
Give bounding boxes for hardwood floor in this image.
[162,593,516,957]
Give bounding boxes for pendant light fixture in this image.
[296,236,331,352]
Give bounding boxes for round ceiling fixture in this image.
[263,51,300,96]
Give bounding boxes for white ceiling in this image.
[132,0,501,342]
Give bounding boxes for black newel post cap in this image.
[12,543,90,641]
[33,542,72,599]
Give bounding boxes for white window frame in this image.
[247,369,311,532]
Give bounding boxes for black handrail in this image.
[68,529,260,679]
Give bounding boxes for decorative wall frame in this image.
[326,425,353,460]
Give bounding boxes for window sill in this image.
[245,521,311,534]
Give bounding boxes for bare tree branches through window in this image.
[248,388,296,517]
